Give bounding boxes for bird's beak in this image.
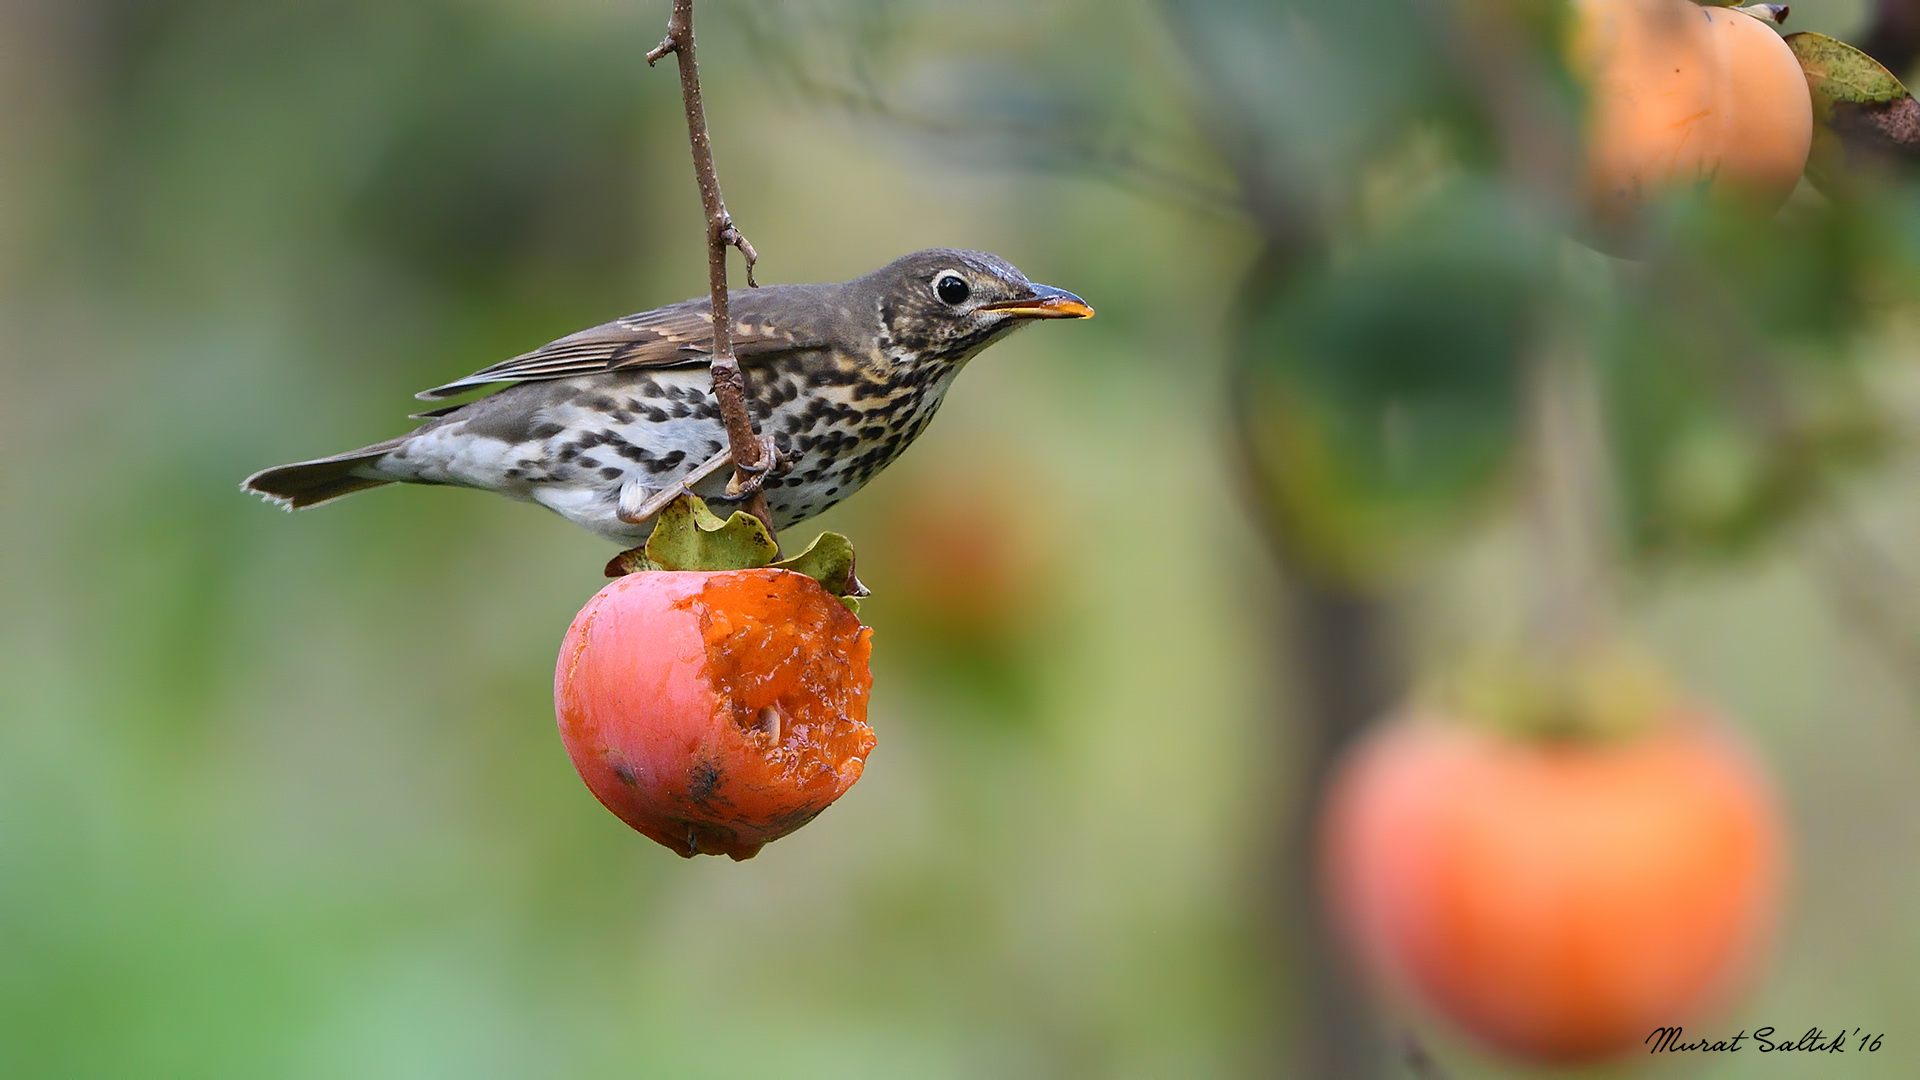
[981,283,1095,320]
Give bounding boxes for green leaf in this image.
[771,531,860,597]
[640,494,780,572]
[1230,179,1545,583]
[1786,32,1910,113]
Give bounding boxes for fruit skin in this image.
[1321,710,1785,1063]
[1573,0,1813,230]
[555,568,874,861]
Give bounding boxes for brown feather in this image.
[414,295,817,401]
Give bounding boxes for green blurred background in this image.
[3,0,1919,1077]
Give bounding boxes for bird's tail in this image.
[242,436,406,509]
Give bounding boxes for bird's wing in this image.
[414,299,817,401]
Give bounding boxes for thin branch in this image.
[647,0,779,540]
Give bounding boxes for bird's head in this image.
[861,248,1093,367]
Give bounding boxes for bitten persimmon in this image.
[1572,0,1812,231]
[1321,710,1785,1063]
[554,568,874,860]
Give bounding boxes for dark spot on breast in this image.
[600,466,623,481]
[530,422,565,440]
[661,450,686,468]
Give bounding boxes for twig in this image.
[647,0,779,541]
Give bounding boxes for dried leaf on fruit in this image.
[640,494,781,572]
[616,494,864,605]
[772,531,863,611]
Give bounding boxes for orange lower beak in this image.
[982,283,1094,320]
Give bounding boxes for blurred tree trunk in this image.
[1257,575,1401,1080]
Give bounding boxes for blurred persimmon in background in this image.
[1572,0,1812,241]
[1322,703,1785,1063]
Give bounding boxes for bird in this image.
[243,249,1093,545]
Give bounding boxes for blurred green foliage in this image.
[1234,181,1548,579]
[1603,192,1903,557]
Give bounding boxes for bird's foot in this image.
[616,446,740,525]
[718,435,787,501]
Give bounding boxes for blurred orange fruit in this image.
[1572,0,1812,232]
[877,481,1040,634]
[554,568,874,860]
[1321,709,1785,1063]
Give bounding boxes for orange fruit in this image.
[1321,708,1785,1062]
[1572,0,1812,232]
[555,568,874,860]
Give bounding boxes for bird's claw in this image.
[719,435,787,501]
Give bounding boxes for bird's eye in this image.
[935,274,971,306]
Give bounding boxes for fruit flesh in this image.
[687,571,874,799]
[1574,0,1812,228]
[1323,713,1784,1063]
[555,569,873,860]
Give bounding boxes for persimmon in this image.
[878,480,1039,635]
[554,567,874,860]
[1572,0,1813,231]
[1321,709,1785,1063]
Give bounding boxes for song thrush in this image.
[243,249,1092,543]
